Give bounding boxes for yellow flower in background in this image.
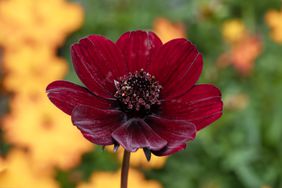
[0,0,83,49]
[0,159,6,173]
[3,95,93,170]
[127,149,167,169]
[77,168,162,188]
[0,150,59,188]
[265,10,282,43]
[2,46,61,73]
[153,17,186,43]
[2,46,67,97]
[222,19,247,44]
[0,0,88,172]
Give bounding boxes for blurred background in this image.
[0,0,282,187]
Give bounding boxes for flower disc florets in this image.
[114,69,162,114]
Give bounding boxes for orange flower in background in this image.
[77,168,162,188]
[230,36,262,76]
[222,19,247,44]
[219,19,262,76]
[3,95,92,170]
[217,35,262,76]
[153,17,186,43]
[0,0,83,49]
[265,10,282,43]
[0,150,59,188]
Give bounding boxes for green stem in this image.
[121,150,131,188]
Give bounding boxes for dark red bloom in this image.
[46,30,223,157]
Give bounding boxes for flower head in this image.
[46,30,223,157]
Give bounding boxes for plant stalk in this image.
[120,150,131,188]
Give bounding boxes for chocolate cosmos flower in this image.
[46,30,223,157]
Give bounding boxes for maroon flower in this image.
[46,30,223,157]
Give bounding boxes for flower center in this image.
[114,69,162,116]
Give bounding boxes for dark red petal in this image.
[152,143,186,156]
[148,39,203,100]
[161,84,223,130]
[116,30,162,72]
[192,112,222,130]
[46,80,112,115]
[71,35,126,99]
[71,105,123,145]
[146,115,196,152]
[111,118,167,152]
